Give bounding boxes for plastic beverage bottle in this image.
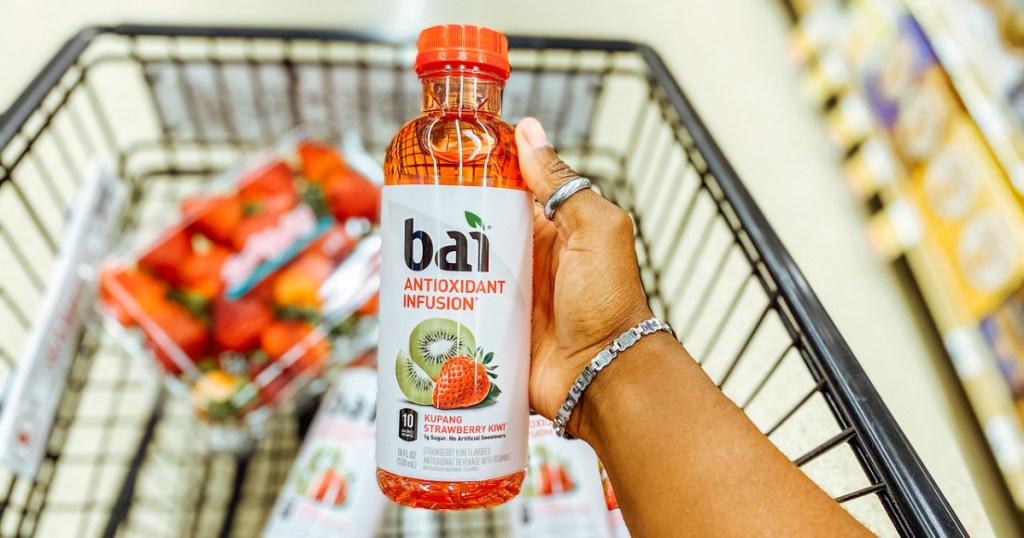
[263,356,387,537]
[507,415,613,537]
[376,24,532,509]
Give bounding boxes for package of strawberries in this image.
[99,136,381,425]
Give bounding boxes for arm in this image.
[515,117,872,537]
[574,332,869,537]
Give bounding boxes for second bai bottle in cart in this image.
[375,24,532,509]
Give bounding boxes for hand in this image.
[516,118,654,432]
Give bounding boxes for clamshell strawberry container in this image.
[99,135,381,429]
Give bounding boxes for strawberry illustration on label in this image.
[600,461,619,511]
[310,467,349,506]
[432,355,490,409]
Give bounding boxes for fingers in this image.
[515,118,575,202]
[515,117,620,232]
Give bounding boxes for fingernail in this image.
[519,117,549,149]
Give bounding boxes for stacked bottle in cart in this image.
[0,25,963,537]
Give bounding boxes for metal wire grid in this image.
[0,26,963,537]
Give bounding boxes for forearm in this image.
[573,333,871,537]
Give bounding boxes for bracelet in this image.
[553,318,673,439]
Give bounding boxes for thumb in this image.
[515,117,607,230]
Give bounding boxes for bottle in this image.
[507,415,612,538]
[263,355,387,537]
[600,461,632,537]
[375,24,532,509]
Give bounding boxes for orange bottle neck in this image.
[420,73,504,117]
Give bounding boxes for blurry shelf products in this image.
[786,0,1024,508]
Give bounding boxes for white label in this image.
[264,368,387,538]
[0,163,125,478]
[376,184,532,482]
[508,417,612,538]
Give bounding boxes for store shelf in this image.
[903,0,1024,192]
[785,0,1024,511]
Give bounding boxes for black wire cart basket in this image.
[0,25,966,538]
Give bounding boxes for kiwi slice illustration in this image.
[396,352,435,405]
[409,318,475,380]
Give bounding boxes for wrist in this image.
[566,329,681,442]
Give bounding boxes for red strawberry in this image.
[211,294,273,352]
[260,320,329,375]
[298,141,347,182]
[139,227,193,285]
[272,252,335,308]
[100,267,168,326]
[140,300,210,375]
[539,465,553,496]
[182,195,243,244]
[323,170,380,223]
[256,190,300,215]
[238,161,295,200]
[310,468,348,505]
[180,245,231,300]
[431,355,490,410]
[556,465,573,493]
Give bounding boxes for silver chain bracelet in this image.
[553,318,673,439]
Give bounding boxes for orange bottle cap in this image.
[415,24,510,80]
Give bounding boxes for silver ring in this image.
[543,177,592,220]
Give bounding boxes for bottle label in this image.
[376,183,533,482]
[264,367,387,537]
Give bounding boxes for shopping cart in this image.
[0,25,965,538]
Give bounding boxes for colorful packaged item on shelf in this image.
[263,357,387,538]
[907,117,1024,320]
[824,92,875,150]
[980,300,1024,399]
[792,0,1024,512]
[923,0,1024,167]
[842,137,900,198]
[861,13,936,126]
[507,416,612,538]
[862,14,956,167]
[99,136,382,424]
